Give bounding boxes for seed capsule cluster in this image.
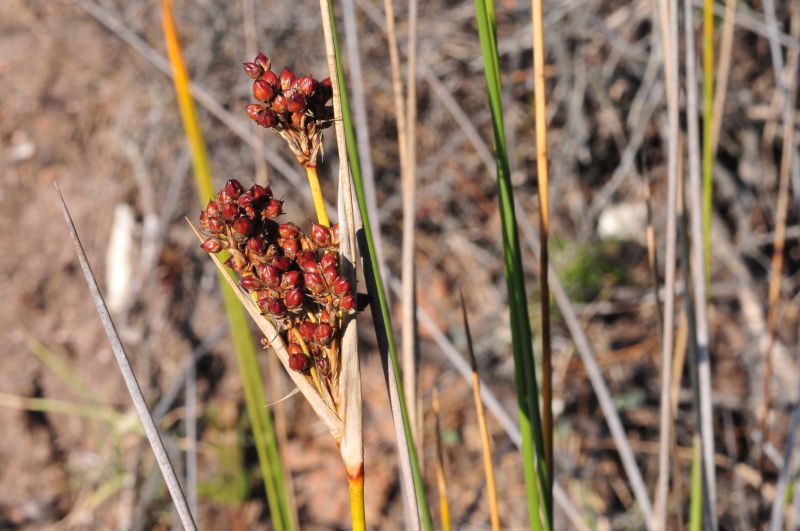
[199,179,354,376]
[244,53,333,167]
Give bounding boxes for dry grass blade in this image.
[460,293,500,531]
[653,0,680,528]
[431,388,451,531]
[55,183,197,531]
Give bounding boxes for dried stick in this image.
[431,388,451,531]
[55,183,197,531]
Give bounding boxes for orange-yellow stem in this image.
[305,166,330,227]
[347,468,366,531]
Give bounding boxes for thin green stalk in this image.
[689,436,703,531]
[160,2,292,529]
[472,0,550,526]
[324,0,432,527]
[702,0,714,285]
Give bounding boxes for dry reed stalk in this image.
[529,0,553,503]
[431,388,451,531]
[460,293,500,530]
[652,0,680,527]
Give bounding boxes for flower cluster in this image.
[199,179,355,376]
[243,53,333,167]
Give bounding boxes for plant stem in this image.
[347,468,366,531]
[305,165,330,227]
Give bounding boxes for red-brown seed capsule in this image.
[246,104,262,122]
[251,184,269,202]
[241,275,261,291]
[232,216,253,236]
[330,223,340,246]
[290,112,304,128]
[339,293,356,312]
[278,223,300,239]
[288,342,304,356]
[315,356,330,375]
[201,237,223,253]
[272,94,287,114]
[320,77,333,100]
[225,179,243,198]
[310,222,331,247]
[319,309,331,323]
[284,288,303,309]
[243,61,264,79]
[257,109,277,128]
[256,264,280,288]
[237,191,254,208]
[297,75,317,96]
[298,320,315,342]
[280,270,302,290]
[263,198,283,218]
[279,67,296,91]
[314,323,334,345]
[260,69,278,86]
[298,259,320,275]
[289,352,309,371]
[286,91,306,113]
[271,256,291,272]
[247,235,267,255]
[296,250,315,263]
[253,79,274,102]
[225,255,246,273]
[333,277,350,297]
[259,296,286,317]
[323,265,338,285]
[221,202,238,220]
[207,216,224,233]
[305,272,326,294]
[254,53,271,71]
[320,252,337,270]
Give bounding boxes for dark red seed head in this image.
[323,265,338,285]
[271,256,291,272]
[320,77,333,100]
[207,216,224,233]
[263,198,283,218]
[284,288,303,309]
[289,352,309,372]
[251,184,270,202]
[333,276,350,297]
[253,79,274,102]
[320,252,337,270]
[278,223,300,239]
[330,223,340,247]
[296,250,316,263]
[297,75,317,97]
[232,216,253,236]
[314,323,334,345]
[280,270,302,290]
[259,296,286,317]
[241,275,261,291]
[286,91,307,113]
[201,237,223,253]
[221,202,239,220]
[310,222,331,247]
[205,199,219,217]
[247,235,267,255]
[340,293,356,312]
[256,109,277,128]
[225,179,243,198]
[237,191,254,208]
[298,320,315,342]
[246,103,262,122]
[244,61,264,79]
[298,259,320,275]
[280,238,299,258]
[260,69,279,86]
[256,264,280,288]
[254,53,271,71]
[272,94,287,114]
[279,67,296,91]
[305,272,326,294]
